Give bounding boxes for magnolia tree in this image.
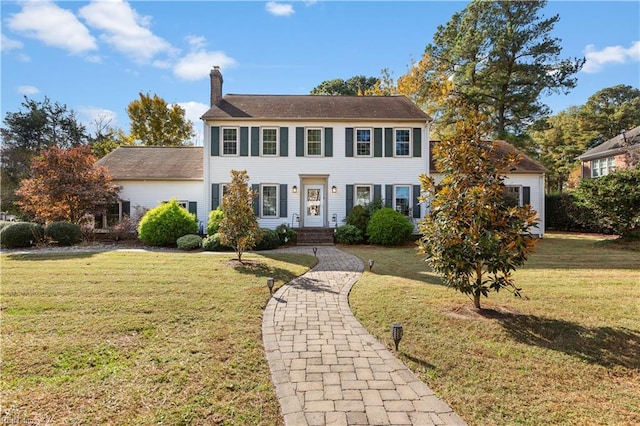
[418,109,539,310]
[218,170,260,263]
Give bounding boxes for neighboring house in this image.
[96,146,204,230]
[429,140,548,236]
[577,125,640,179]
[97,66,547,237]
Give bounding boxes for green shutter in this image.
[211,126,220,156]
[296,127,304,157]
[346,184,354,216]
[385,185,393,208]
[280,127,289,157]
[523,186,531,206]
[384,128,393,157]
[240,127,249,156]
[413,185,421,218]
[188,201,197,218]
[345,128,354,157]
[324,127,333,157]
[251,127,260,156]
[374,128,383,157]
[211,184,220,210]
[374,185,382,203]
[413,128,422,157]
[279,184,288,218]
[121,201,130,217]
[252,184,260,216]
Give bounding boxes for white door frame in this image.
[299,175,329,228]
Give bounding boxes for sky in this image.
[2,0,639,145]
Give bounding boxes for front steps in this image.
[295,227,336,246]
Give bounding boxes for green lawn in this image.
[1,250,315,425]
[343,233,640,425]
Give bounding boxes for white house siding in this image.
[116,179,206,230]
[203,120,429,231]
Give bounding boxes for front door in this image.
[304,184,324,227]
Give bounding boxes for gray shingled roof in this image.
[429,140,548,174]
[97,146,203,180]
[577,125,640,161]
[201,94,431,121]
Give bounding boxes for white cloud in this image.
[174,50,236,81]
[17,85,39,95]
[266,2,295,17]
[175,101,209,145]
[6,0,97,55]
[1,33,23,51]
[78,106,118,128]
[79,0,175,64]
[582,41,640,73]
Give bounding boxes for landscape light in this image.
[368,259,374,271]
[391,324,403,351]
[312,247,317,257]
[267,277,275,295]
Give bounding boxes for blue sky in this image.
[2,0,639,145]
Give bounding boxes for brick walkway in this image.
[262,246,467,426]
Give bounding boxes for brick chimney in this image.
[210,66,223,106]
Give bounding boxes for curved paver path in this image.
[262,246,467,426]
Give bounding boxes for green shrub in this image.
[345,205,370,236]
[207,208,225,235]
[202,233,229,251]
[546,192,612,234]
[335,224,363,245]
[177,234,203,250]
[138,199,198,247]
[254,228,280,250]
[0,222,44,248]
[45,221,83,246]
[366,207,413,246]
[0,221,16,231]
[275,223,296,245]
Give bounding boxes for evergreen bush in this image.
[275,223,296,245]
[0,222,44,248]
[345,205,370,237]
[254,228,280,250]
[202,233,229,251]
[177,234,203,250]
[137,199,198,246]
[366,207,413,246]
[335,224,363,245]
[45,221,83,246]
[207,208,225,235]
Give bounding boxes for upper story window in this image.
[306,128,323,156]
[355,185,372,206]
[356,129,372,156]
[395,129,411,157]
[222,128,238,156]
[261,184,278,217]
[591,157,615,177]
[262,128,278,156]
[394,185,411,216]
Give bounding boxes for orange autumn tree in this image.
[16,146,120,224]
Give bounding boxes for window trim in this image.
[261,127,279,157]
[394,185,411,216]
[355,128,373,157]
[221,127,239,156]
[504,186,522,207]
[260,184,279,218]
[394,128,411,157]
[591,156,616,178]
[354,184,373,206]
[305,127,324,157]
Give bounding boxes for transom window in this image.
[591,157,615,177]
[306,128,323,156]
[395,129,411,157]
[261,185,278,217]
[356,129,372,156]
[395,185,411,216]
[222,128,238,155]
[262,128,278,156]
[355,185,372,206]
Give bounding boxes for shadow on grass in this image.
[402,352,437,372]
[5,251,101,261]
[495,312,640,370]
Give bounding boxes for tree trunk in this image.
[473,293,481,309]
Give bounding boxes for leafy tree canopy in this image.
[15,146,120,224]
[311,75,379,95]
[126,92,195,146]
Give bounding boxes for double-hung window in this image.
[222,128,238,155]
[355,185,372,206]
[395,185,411,216]
[591,157,615,177]
[395,129,411,157]
[503,186,522,207]
[356,128,372,156]
[262,128,278,156]
[306,128,323,156]
[261,185,278,217]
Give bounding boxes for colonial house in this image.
[97,66,547,239]
[577,125,640,179]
